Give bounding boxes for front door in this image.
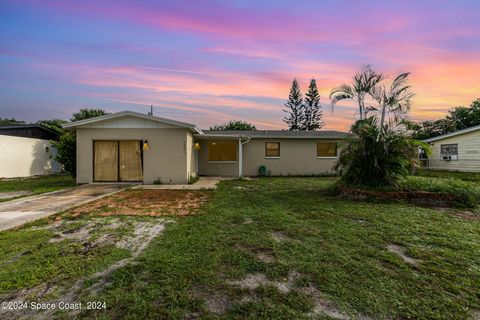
[94,140,143,182]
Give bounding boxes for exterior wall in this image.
[197,138,340,177]
[242,138,339,176]
[427,130,480,172]
[186,132,198,179]
[76,128,189,184]
[0,135,61,178]
[197,140,239,176]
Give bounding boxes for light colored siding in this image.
[242,138,339,176]
[197,140,239,176]
[0,135,61,178]
[427,130,480,172]
[76,128,189,184]
[197,138,340,177]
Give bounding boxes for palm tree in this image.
[369,72,414,131]
[329,65,384,120]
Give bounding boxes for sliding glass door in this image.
[94,140,143,182]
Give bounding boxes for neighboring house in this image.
[63,111,347,184]
[0,124,61,178]
[423,124,480,172]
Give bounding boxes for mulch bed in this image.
[337,186,458,207]
[68,189,211,217]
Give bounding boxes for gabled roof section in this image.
[423,124,480,143]
[62,110,202,133]
[197,130,348,139]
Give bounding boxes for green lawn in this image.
[1,177,479,319]
[415,168,480,182]
[0,175,75,202]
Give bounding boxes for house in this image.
[63,111,347,184]
[422,124,480,172]
[0,124,61,178]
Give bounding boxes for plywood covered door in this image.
[119,141,143,181]
[94,141,119,181]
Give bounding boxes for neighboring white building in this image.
[423,124,480,172]
[0,125,62,178]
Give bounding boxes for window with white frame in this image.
[265,142,280,157]
[317,142,338,158]
[440,143,458,160]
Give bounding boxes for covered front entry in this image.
[93,140,143,182]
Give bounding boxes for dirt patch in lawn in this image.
[68,189,211,217]
[225,271,372,319]
[271,231,290,242]
[226,271,300,294]
[453,210,480,221]
[0,218,169,320]
[387,244,421,266]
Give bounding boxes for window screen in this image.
[317,142,337,157]
[208,140,237,161]
[265,142,280,157]
[440,144,458,156]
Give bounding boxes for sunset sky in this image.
[1,0,479,130]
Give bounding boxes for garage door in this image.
[94,141,143,182]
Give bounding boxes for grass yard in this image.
[0,174,75,202]
[415,169,480,182]
[0,177,479,319]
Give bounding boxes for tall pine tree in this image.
[301,78,324,130]
[283,79,303,130]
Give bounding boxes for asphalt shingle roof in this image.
[199,130,348,139]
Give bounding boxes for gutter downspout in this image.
[239,136,252,178]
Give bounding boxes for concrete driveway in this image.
[0,184,130,231]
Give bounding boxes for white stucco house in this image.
[62,110,347,184]
[0,124,62,178]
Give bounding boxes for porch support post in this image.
[238,137,242,178]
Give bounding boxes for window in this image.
[440,144,458,156]
[440,143,458,160]
[317,142,337,157]
[208,140,237,161]
[265,142,280,157]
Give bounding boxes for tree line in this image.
[408,99,480,140]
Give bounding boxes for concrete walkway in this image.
[133,177,223,190]
[0,184,130,231]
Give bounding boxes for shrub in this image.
[335,117,429,187]
[52,131,76,177]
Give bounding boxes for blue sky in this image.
[1,0,479,129]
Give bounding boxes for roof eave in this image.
[61,110,200,131]
[422,124,480,143]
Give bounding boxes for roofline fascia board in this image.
[62,110,200,132]
[194,134,346,139]
[194,134,244,139]
[423,124,480,143]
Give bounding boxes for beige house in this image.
[63,111,347,184]
[423,124,480,172]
